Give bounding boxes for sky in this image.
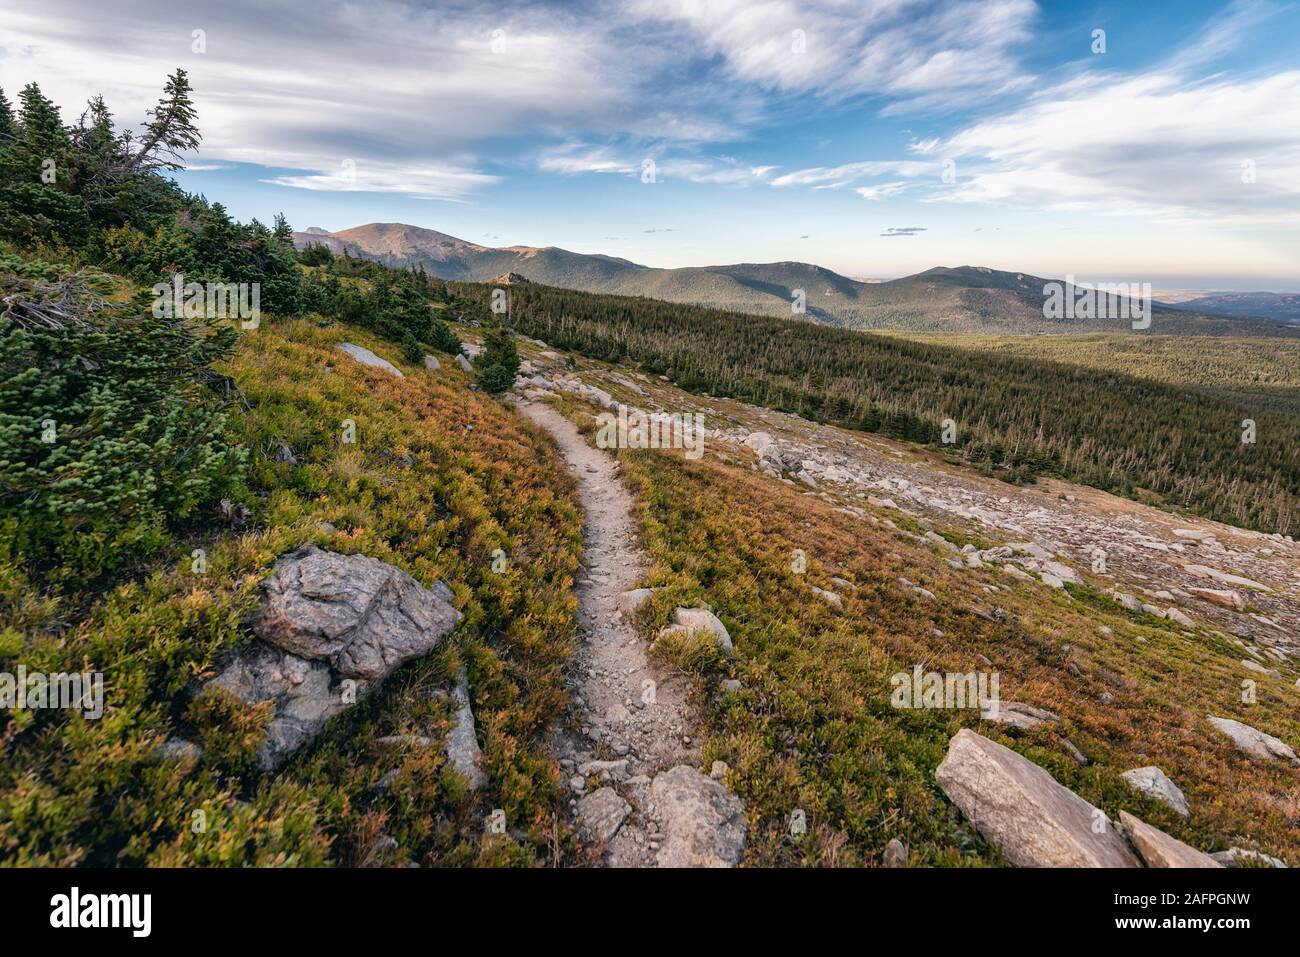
[3,0,1299,289]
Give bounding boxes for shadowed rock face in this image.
[936,729,1140,868]
[204,547,460,769]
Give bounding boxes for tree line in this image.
[470,282,1299,534]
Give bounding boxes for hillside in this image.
[471,279,1300,533]
[4,72,1299,876]
[1171,291,1300,325]
[296,225,1298,336]
[503,333,1300,866]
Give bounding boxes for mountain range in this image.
[294,223,1298,336]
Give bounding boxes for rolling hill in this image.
[1170,291,1300,325]
[294,224,1298,337]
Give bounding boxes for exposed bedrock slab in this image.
[935,729,1139,867]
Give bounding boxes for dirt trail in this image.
[516,399,703,866]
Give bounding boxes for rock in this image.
[1119,766,1190,818]
[578,758,629,780]
[1040,573,1065,590]
[203,547,460,769]
[1164,607,1195,628]
[422,354,441,371]
[616,588,656,616]
[251,546,461,680]
[883,838,908,868]
[1211,847,1288,868]
[577,787,631,844]
[811,586,843,609]
[153,737,203,764]
[720,679,742,693]
[1206,716,1298,764]
[205,643,356,770]
[979,700,1061,731]
[743,432,774,454]
[658,607,732,651]
[925,530,959,552]
[1188,587,1244,611]
[446,668,486,790]
[1111,590,1144,613]
[336,342,404,377]
[1183,564,1270,592]
[460,341,483,359]
[374,734,434,748]
[1010,542,1053,561]
[1241,659,1278,677]
[1118,812,1221,868]
[710,760,730,780]
[1042,561,1081,584]
[830,577,858,592]
[1173,528,1216,541]
[649,766,746,868]
[935,729,1139,867]
[1061,738,1089,766]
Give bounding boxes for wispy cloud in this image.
[935,69,1300,224]
[856,182,910,200]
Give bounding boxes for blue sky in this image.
[3,0,1299,288]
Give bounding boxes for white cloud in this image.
[936,69,1300,224]
[0,0,673,199]
[856,182,909,200]
[262,160,498,201]
[632,0,1037,109]
[770,160,933,188]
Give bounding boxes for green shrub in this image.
[0,267,246,580]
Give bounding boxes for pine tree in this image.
[273,212,294,247]
[126,69,200,173]
[0,87,13,141]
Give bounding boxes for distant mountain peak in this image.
[289,222,1296,336]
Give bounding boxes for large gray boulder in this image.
[1120,766,1190,818]
[204,547,460,769]
[1206,716,1298,764]
[649,765,746,868]
[1118,812,1221,868]
[935,729,1139,867]
[253,546,461,680]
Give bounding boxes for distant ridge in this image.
[294,224,1299,337]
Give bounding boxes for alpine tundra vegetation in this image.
[2,0,1299,882]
